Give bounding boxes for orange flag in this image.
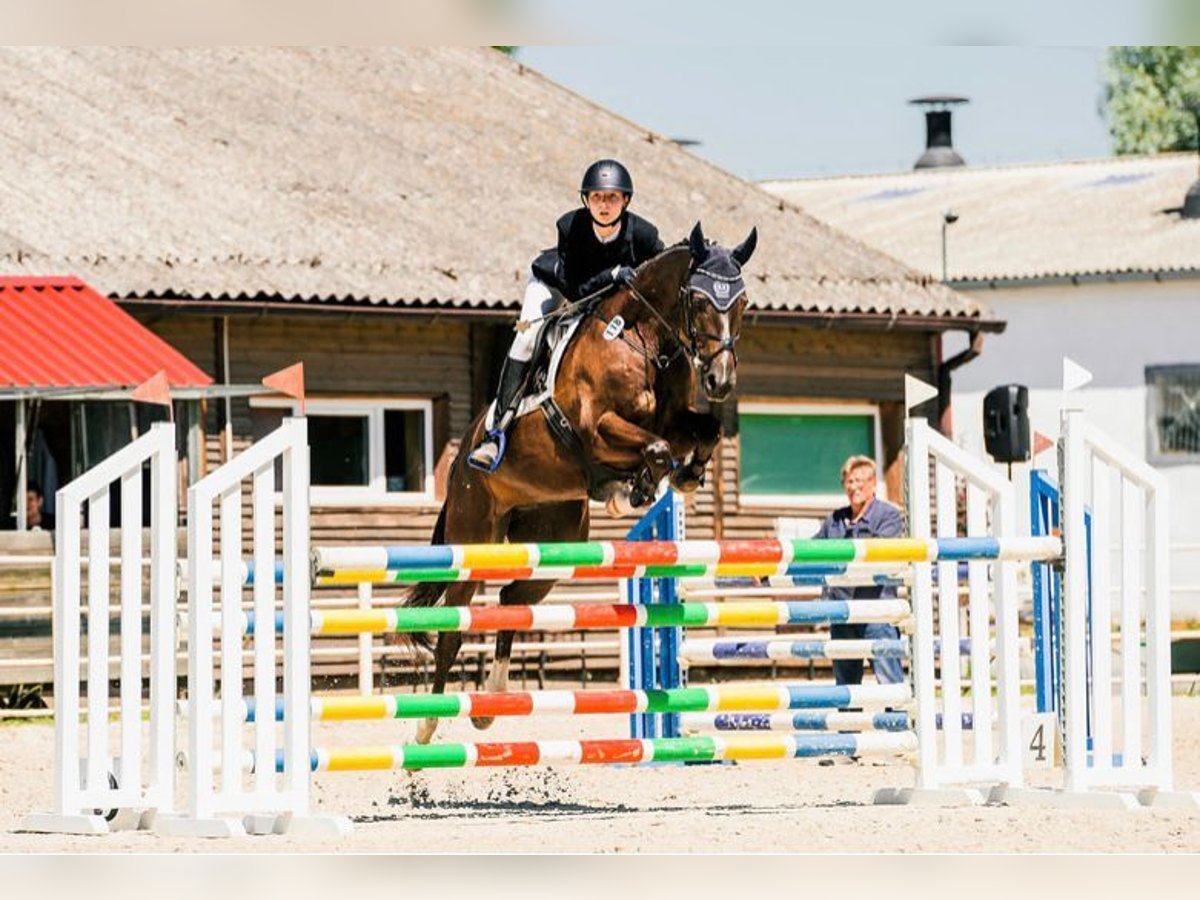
[263,362,306,415]
[130,371,173,420]
[1033,431,1054,459]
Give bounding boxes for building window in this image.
[250,397,435,506]
[737,402,882,507]
[1147,365,1200,464]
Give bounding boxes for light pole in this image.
[941,209,959,282]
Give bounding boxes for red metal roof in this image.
[0,276,212,389]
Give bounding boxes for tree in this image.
[1104,47,1200,154]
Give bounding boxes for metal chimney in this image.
[910,95,969,169]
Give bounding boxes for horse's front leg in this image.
[663,410,722,493]
[593,411,674,509]
[472,579,557,730]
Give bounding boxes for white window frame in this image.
[249,396,436,507]
[737,401,885,509]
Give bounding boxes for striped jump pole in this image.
[681,711,913,733]
[678,637,1003,664]
[243,599,913,636]
[232,561,920,590]
[250,732,920,773]
[310,536,1061,585]
[243,682,914,723]
[679,569,910,592]
[682,711,978,733]
[679,637,909,664]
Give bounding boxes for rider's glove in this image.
[580,266,634,298]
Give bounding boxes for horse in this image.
[405,222,757,744]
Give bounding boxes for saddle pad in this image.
[485,314,586,430]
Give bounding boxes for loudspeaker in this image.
[983,384,1029,463]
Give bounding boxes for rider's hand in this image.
[613,266,636,286]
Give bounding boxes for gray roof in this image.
[762,153,1200,285]
[0,47,984,325]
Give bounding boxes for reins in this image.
[516,264,741,373]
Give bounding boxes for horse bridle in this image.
[609,257,745,373]
[681,260,745,370]
[683,289,740,369]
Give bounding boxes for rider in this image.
[467,158,665,471]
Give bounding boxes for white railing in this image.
[21,422,177,834]
[900,417,1023,802]
[158,417,348,837]
[1061,408,1176,805]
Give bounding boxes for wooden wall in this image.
[134,310,937,546]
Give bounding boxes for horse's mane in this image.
[629,244,692,306]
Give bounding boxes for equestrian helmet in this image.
[580,159,634,196]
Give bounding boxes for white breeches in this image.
[509,277,563,362]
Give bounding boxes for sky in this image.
[517,47,1115,181]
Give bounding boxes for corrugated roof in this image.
[0,47,984,325]
[762,154,1200,283]
[0,277,213,389]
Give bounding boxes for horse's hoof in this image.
[414,719,438,745]
[470,715,495,731]
[670,469,704,493]
[605,492,635,518]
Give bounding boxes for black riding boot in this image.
[467,357,531,472]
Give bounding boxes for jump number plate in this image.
[603,315,625,342]
[1022,712,1057,769]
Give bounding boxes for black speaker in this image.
[983,384,1030,463]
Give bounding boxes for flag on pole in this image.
[1062,357,1093,393]
[904,374,938,412]
[1033,431,1054,459]
[130,371,173,421]
[263,362,306,415]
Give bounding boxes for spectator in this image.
[815,455,905,686]
[26,482,45,531]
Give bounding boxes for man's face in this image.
[25,490,42,522]
[843,465,876,510]
[585,190,628,226]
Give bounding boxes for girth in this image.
[539,396,633,502]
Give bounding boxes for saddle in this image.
[484,309,584,431]
[484,297,631,500]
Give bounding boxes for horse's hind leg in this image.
[472,500,590,731]
[414,486,507,745]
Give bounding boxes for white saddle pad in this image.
[485,314,586,430]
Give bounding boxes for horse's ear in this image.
[731,227,758,267]
[688,222,706,262]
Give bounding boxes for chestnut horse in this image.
[407,223,756,743]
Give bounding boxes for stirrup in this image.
[467,429,508,473]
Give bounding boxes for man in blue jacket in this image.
[814,455,905,686]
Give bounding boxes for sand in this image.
[3,695,1199,853]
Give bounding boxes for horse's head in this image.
[684,222,757,402]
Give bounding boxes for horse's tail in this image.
[399,503,449,651]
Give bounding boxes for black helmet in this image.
[580,159,633,196]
